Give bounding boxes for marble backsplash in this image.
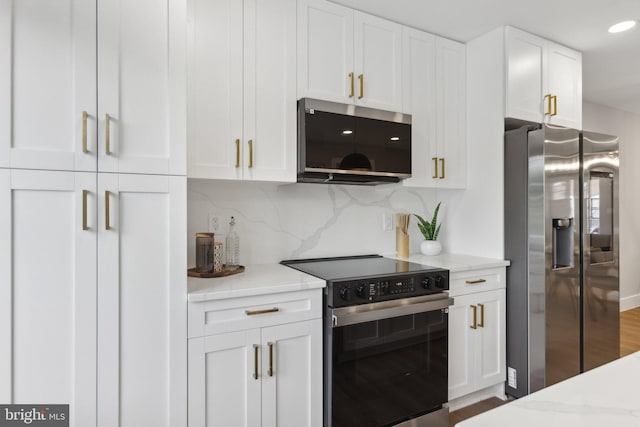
[187,179,455,266]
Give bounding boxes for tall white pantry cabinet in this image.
[0,1,187,427]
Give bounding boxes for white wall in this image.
[583,101,640,310]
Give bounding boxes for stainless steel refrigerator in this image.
[504,124,619,398]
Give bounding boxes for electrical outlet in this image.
[507,367,517,388]
[208,213,219,232]
[382,214,393,231]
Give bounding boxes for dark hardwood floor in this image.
[449,306,640,426]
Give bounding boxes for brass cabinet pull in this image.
[235,139,240,168]
[470,305,477,329]
[245,307,279,316]
[253,344,259,380]
[349,72,355,98]
[358,74,364,99]
[248,139,253,168]
[551,95,558,116]
[465,279,487,284]
[268,342,274,377]
[82,190,89,231]
[105,191,111,230]
[478,303,485,328]
[82,111,88,153]
[439,158,445,179]
[105,113,111,155]
[432,157,438,179]
[544,94,552,116]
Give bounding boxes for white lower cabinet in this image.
[448,268,506,401]
[0,169,187,427]
[188,290,323,427]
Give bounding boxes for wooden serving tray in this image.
[188,266,245,278]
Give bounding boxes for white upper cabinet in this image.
[98,0,187,175]
[298,0,403,112]
[188,0,297,182]
[505,26,582,129]
[0,0,186,175]
[402,28,466,189]
[0,0,97,171]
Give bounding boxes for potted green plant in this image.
[414,201,442,255]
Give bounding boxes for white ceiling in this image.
[331,0,640,115]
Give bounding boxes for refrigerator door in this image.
[542,124,581,388]
[581,131,620,372]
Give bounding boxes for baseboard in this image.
[446,383,507,412]
[620,293,640,311]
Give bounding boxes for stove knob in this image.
[339,286,352,301]
[356,284,367,299]
[421,277,432,290]
[434,275,446,289]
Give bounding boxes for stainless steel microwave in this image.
[297,98,412,185]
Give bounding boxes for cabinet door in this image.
[401,27,436,188]
[546,42,582,129]
[505,27,545,124]
[187,0,244,180]
[448,293,476,400]
[435,37,466,188]
[98,0,186,175]
[353,11,402,111]
[0,169,97,427]
[261,319,323,427]
[243,0,297,182]
[188,330,262,427]
[0,0,96,171]
[475,289,506,390]
[297,0,354,103]
[98,173,187,427]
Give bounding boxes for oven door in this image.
[327,294,452,427]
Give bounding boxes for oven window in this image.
[331,310,448,427]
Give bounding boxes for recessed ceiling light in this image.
[342,130,353,135]
[390,136,400,141]
[608,20,636,33]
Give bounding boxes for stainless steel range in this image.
[281,255,452,427]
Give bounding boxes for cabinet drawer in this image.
[449,268,505,297]
[188,289,322,338]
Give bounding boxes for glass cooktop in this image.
[281,254,441,281]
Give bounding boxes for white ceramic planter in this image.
[420,240,442,256]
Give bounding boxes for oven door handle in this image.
[331,293,454,327]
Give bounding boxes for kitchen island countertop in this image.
[457,351,640,427]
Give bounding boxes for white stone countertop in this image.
[389,253,510,273]
[187,263,326,302]
[456,352,640,427]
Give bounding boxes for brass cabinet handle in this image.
[439,158,445,179]
[358,74,364,99]
[105,113,111,155]
[82,190,89,231]
[82,111,88,153]
[245,307,279,316]
[478,303,485,328]
[268,342,274,377]
[432,157,438,179]
[470,305,477,329]
[349,72,355,98]
[253,344,259,380]
[248,139,253,168]
[551,95,558,116]
[544,94,552,116]
[105,191,111,230]
[235,139,240,168]
[465,279,487,284]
